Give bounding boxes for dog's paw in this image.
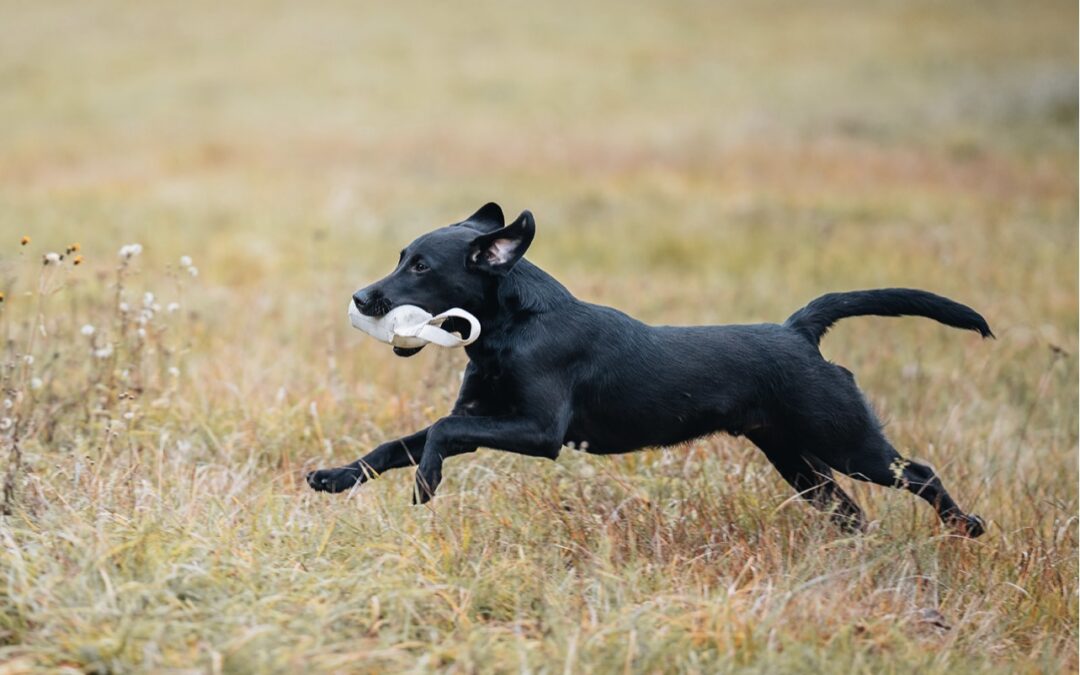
[413,468,441,505]
[306,467,360,493]
[953,514,986,538]
[946,513,986,538]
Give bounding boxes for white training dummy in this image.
[348,302,481,349]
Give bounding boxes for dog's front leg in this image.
[307,427,430,493]
[413,415,564,504]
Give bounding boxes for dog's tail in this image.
[784,288,993,347]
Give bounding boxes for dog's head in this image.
[352,203,535,357]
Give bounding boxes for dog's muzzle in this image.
[347,302,481,349]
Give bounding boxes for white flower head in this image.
[23,355,33,365]
[0,418,11,431]
[119,243,143,259]
[30,377,43,390]
[137,328,147,339]
[44,252,61,265]
[94,343,114,359]
[3,399,12,409]
[119,302,130,313]
[81,324,96,336]
[179,255,193,268]
[167,302,180,313]
[143,292,155,307]
[187,266,199,277]
[168,366,180,377]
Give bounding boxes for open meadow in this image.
[0,1,1077,672]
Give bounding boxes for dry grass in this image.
[0,0,1076,672]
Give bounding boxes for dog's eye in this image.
[411,260,430,273]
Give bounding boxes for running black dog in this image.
[307,203,991,536]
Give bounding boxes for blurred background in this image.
[0,1,1076,670]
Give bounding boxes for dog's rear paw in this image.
[952,514,986,538]
[306,467,360,493]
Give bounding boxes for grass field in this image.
[0,1,1077,672]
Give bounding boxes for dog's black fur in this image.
[308,203,992,537]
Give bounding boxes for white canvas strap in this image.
[396,308,481,347]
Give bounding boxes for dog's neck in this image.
[465,261,574,358]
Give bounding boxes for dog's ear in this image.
[458,202,504,233]
[467,210,535,275]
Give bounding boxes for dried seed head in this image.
[20,236,29,246]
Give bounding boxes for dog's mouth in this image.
[391,316,472,358]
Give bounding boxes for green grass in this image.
[0,0,1076,672]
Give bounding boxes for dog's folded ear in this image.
[458,202,505,233]
[467,210,535,276]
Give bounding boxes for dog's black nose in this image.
[352,291,369,311]
[353,290,391,316]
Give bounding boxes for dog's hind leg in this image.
[823,433,985,538]
[747,431,866,533]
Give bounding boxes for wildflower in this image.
[94,343,114,359]
[119,243,143,259]
[3,399,11,409]
[20,236,29,246]
[0,292,5,303]
[81,324,95,336]
[73,255,84,265]
[119,302,130,313]
[123,411,135,420]
[168,366,180,377]
[0,418,11,430]
[179,255,193,268]
[143,292,155,307]
[167,302,180,313]
[66,242,81,254]
[187,266,199,277]
[137,328,147,339]
[30,378,43,390]
[23,355,33,365]
[43,252,61,265]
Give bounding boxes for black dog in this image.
[308,203,991,537]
